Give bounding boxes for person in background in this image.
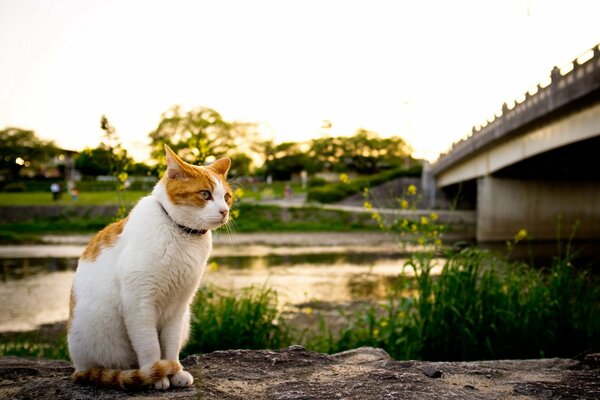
[50,182,61,201]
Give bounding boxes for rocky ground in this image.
[1,346,598,400]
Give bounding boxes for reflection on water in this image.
[0,249,413,332]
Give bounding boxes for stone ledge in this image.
[1,346,598,399]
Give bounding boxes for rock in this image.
[1,346,599,399]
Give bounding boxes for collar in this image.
[158,202,207,236]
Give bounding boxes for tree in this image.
[149,106,236,167]
[0,127,59,181]
[74,147,113,177]
[263,142,317,180]
[308,130,412,174]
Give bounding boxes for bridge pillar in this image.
[477,176,600,242]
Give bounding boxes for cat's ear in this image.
[164,144,191,179]
[208,158,231,176]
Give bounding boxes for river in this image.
[0,232,421,332]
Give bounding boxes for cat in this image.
[67,144,232,390]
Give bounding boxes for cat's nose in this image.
[220,209,228,217]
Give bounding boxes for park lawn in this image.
[0,191,148,206]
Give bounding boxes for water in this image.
[0,241,414,332]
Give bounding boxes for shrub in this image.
[306,166,422,203]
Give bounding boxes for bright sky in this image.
[1,0,599,162]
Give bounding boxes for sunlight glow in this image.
[1,0,599,162]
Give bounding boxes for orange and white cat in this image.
[67,145,232,390]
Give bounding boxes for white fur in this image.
[68,177,228,387]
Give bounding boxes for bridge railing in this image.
[430,43,600,175]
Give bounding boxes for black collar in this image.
[158,202,207,236]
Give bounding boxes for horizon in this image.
[1,0,600,162]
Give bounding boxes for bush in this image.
[307,177,328,188]
[307,166,422,203]
[2,182,27,192]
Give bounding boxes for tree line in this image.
[1,105,416,182]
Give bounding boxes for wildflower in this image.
[430,212,439,221]
[231,209,240,219]
[339,173,350,184]
[304,307,313,316]
[434,238,442,247]
[420,216,429,225]
[234,187,245,200]
[371,212,382,223]
[373,328,379,337]
[380,320,389,328]
[417,237,425,245]
[401,219,409,229]
[208,261,219,272]
[411,224,417,232]
[363,201,373,210]
[407,184,417,195]
[400,199,409,209]
[514,229,528,242]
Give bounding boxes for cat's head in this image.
[159,144,233,231]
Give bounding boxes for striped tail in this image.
[72,360,182,390]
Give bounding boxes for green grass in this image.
[0,191,147,206]
[182,285,290,356]
[302,247,600,360]
[0,331,70,360]
[0,202,379,243]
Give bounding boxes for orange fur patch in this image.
[72,360,183,391]
[67,287,75,333]
[165,165,232,207]
[80,217,128,261]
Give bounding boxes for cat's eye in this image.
[224,193,232,202]
[200,190,212,200]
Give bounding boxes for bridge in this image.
[426,43,600,242]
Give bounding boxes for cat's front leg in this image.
[124,304,171,390]
[160,307,194,388]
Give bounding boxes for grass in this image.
[0,191,147,206]
[0,202,379,243]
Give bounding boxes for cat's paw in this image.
[169,370,194,387]
[154,376,171,390]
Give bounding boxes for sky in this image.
[1,0,600,162]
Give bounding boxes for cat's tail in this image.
[72,360,182,390]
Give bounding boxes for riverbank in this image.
[2,347,599,399]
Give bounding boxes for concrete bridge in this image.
[427,43,600,242]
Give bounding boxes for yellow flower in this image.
[411,224,417,232]
[363,201,373,210]
[400,199,409,209]
[339,173,350,184]
[417,236,425,245]
[234,187,245,200]
[514,229,528,242]
[208,261,219,272]
[304,307,313,316]
[380,320,389,328]
[407,184,417,195]
[434,238,442,247]
[420,216,429,225]
[373,328,379,337]
[430,212,439,221]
